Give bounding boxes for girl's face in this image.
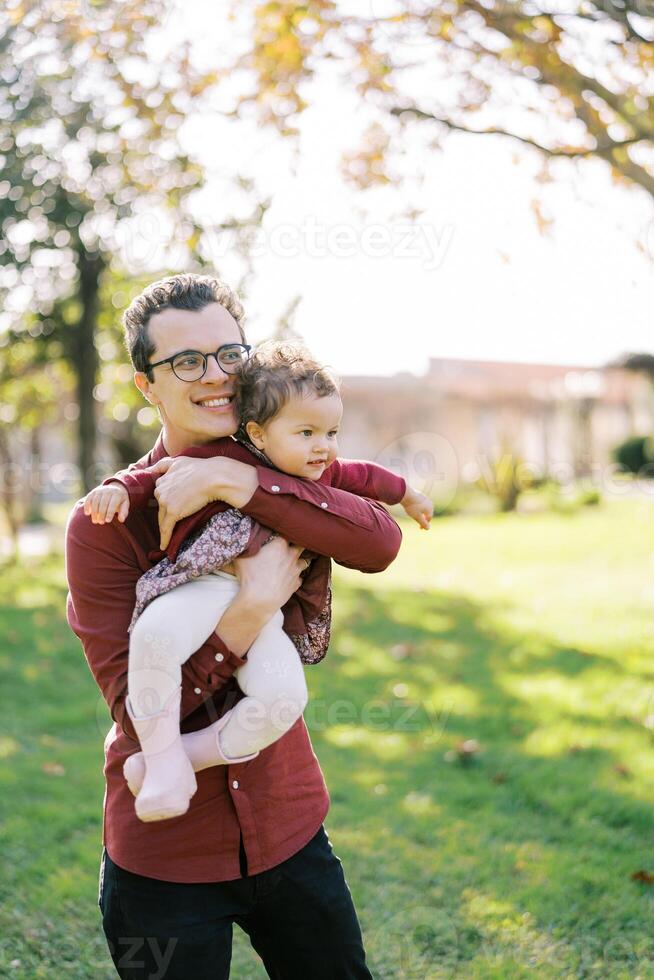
[246,392,342,480]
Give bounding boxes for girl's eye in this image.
[328,431,338,438]
[302,430,312,437]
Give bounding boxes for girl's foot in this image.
[123,708,258,796]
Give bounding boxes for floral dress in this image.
[129,445,332,665]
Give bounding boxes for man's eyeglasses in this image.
[145,343,252,382]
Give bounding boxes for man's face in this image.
[135,303,243,452]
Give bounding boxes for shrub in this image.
[613,435,654,477]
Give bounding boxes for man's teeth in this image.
[198,397,231,407]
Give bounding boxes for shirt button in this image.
[320,501,328,509]
[271,485,280,492]
[194,687,201,694]
[215,653,224,662]
[232,779,239,790]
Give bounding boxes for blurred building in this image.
[18,356,654,510]
[340,358,654,494]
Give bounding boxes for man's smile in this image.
[193,394,235,412]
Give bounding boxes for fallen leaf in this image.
[631,869,654,884]
[41,762,65,777]
[389,643,414,661]
[456,739,480,763]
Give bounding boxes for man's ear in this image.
[134,371,159,406]
[245,420,265,450]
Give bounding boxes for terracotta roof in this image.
[341,358,648,406]
[426,357,639,404]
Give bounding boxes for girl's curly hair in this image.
[236,340,340,439]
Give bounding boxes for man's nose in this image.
[201,354,227,383]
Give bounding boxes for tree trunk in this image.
[71,251,104,493]
[0,426,20,560]
[26,426,44,523]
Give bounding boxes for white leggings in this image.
[127,571,308,758]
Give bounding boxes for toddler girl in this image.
[84,341,432,823]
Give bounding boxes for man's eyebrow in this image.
[158,347,201,360]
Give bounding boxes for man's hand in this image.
[213,539,307,656]
[401,486,433,530]
[231,537,308,621]
[83,484,130,525]
[150,455,259,550]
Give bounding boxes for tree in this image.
[0,334,73,557]
[0,0,263,491]
[231,1,654,198]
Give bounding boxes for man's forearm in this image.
[212,459,259,509]
[209,458,402,572]
[214,588,277,658]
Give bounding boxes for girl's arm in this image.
[327,458,433,530]
[149,453,404,572]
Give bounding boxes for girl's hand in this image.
[83,484,130,525]
[401,487,433,530]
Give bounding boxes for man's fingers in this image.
[150,456,174,476]
[95,497,109,524]
[159,512,175,550]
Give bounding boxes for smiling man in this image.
[65,273,402,979]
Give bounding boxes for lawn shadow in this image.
[308,582,654,975]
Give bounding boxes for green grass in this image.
[2,498,654,977]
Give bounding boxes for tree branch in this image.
[389,104,639,158]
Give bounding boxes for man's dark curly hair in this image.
[123,273,246,377]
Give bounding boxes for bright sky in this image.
[155,2,654,378]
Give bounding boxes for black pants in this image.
[98,825,374,979]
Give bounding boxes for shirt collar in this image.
[148,430,267,467]
[148,430,169,465]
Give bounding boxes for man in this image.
[65,273,402,979]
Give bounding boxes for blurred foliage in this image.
[0,338,74,553]
[94,269,167,467]
[474,444,541,512]
[235,0,654,200]
[0,0,265,492]
[613,433,654,476]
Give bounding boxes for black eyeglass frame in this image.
[145,343,252,382]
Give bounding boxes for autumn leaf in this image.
[631,870,654,885]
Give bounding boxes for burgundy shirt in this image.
[109,436,407,640]
[65,432,403,883]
